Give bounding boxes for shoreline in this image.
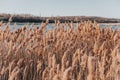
[1,14,120,23]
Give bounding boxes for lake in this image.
[1,23,120,31]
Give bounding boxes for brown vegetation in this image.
[0,13,120,23]
[0,20,120,80]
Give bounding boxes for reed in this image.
[0,20,119,80]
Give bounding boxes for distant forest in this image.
[0,13,120,23]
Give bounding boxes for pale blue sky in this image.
[0,0,120,18]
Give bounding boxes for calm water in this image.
[100,23,120,30]
[1,23,120,31]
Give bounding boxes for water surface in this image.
[1,23,120,31]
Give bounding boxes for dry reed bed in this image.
[0,21,120,80]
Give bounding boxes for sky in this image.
[0,0,120,18]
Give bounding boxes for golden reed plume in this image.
[0,21,119,80]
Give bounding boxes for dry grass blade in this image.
[0,21,119,80]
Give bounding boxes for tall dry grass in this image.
[0,20,120,80]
